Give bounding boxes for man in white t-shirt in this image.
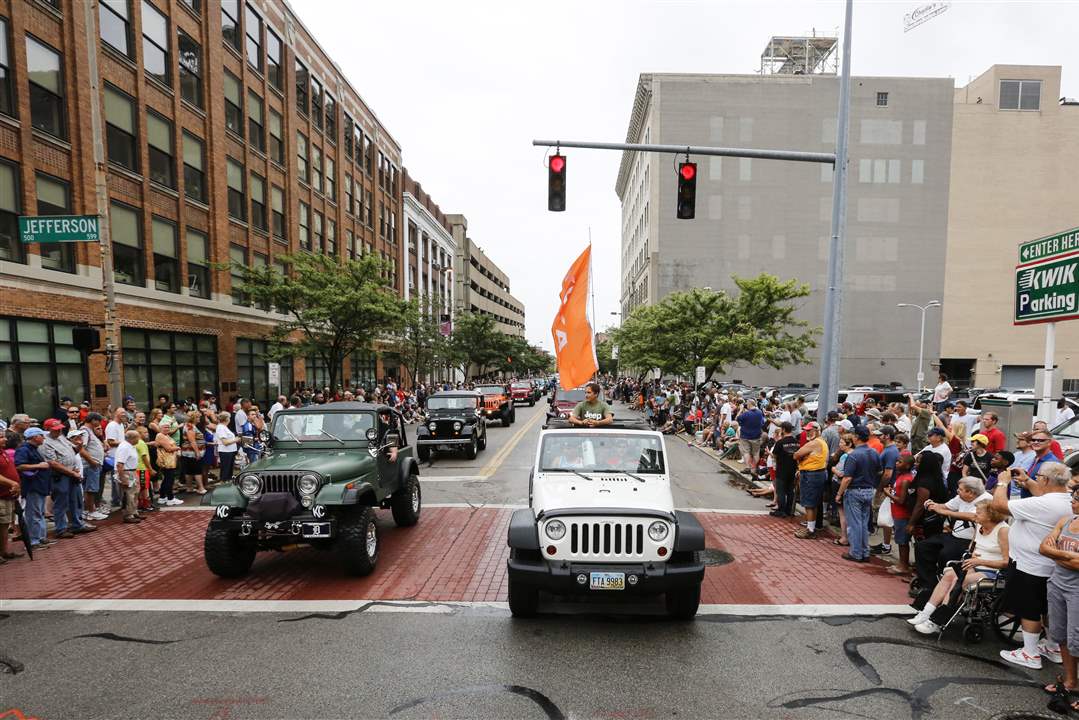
[1055,399,1075,428]
[991,460,1074,670]
[104,407,127,459]
[114,430,142,523]
[932,373,952,410]
[924,427,952,470]
[268,396,287,419]
[953,401,980,438]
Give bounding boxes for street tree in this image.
[448,311,504,378]
[233,252,407,391]
[386,295,450,386]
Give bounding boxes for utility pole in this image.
[816,0,854,423]
[82,0,123,407]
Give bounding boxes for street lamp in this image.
[897,300,941,390]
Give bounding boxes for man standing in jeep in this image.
[569,382,614,427]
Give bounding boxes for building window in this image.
[221,0,241,51]
[345,229,354,259]
[110,202,143,286]
[141,1,170,86]
[226,158,245,221]
[35,173,74,274]
[99,0,132,58]
[250,172,266,231]
[389,211,397,242]
[147,111,175,188]
[271,185,285,240]
[151,217,179,293]
[296,131,308,182]
[1000,79,1041,111]
[244,4,262,71]
[326,219,335,256]
[344,174,353,214]
[26,36,66,140]
[0,319,88,420]
[312,211,323,252]
[364,190,373,226]
[0,18,13,118]
[377,151,385,188]
[186,228,209,298]
[353,124,364,171]
[104,84,137,171]
[180,0,200,12]
[325,157,335,201]
[298,201,309,249]
[247,90,264,153]
[223,70,243,137]
[364,134,374,175]
[237,338,271,407]
[343,115,353,159]
[0,161,20,264]
[305,354,341,389]
[266,29,282,90]
[295,60,308,115]
[310,77,322,130]
[230,243,247,305]
[121,328,217,411]
[311,144,322,192]
[324,93,336,140]
[268,108,283,164]
[182,131,205,202]
[876,91,888,107]
[177,30,202,108]
[350,351,376,387]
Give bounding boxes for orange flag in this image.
[552,245,598,391]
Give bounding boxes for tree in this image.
[494,335,554,376]
[611,274,819,383]
[386,295,450,387]
[233,252,407,391]
[448,312,504,378]
[596,336,618,376]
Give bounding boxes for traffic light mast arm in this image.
[532,139,835,165]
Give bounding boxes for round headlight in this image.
[298,474,319,495]
[559,412,569,419]
[428,422,437,431]
[648,521,669,542]
[545,520,566,540]
[238,474,261,497]
[453,421,463,431]
[300,495,314,508]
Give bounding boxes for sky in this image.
[293,0,1079,352]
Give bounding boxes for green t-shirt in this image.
[573,399,611,422]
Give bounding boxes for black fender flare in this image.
[398,456,420,484]
[508,508,539,550]
[673,511,705,551]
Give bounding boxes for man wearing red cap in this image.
[40,418,95,538]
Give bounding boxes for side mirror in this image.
[365,428,378,442]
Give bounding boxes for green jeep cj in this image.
[202,402,421,578]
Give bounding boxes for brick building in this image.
[0,0,404,420]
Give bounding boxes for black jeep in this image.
[415,390,489,462]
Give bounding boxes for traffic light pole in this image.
[532,139,834,165]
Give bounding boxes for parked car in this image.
[475,383,516,426]
[414,390,488,461]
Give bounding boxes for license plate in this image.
[301,522,331,539]
[589,572,625,591]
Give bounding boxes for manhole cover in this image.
[700,548,733,567]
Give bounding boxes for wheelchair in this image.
[933,557,1022,645]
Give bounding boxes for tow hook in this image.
[291,522,302,535]
[240,521,253,537]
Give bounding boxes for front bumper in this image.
[211,511,337,539]
[416,437,472,446]
[507,556,704,595]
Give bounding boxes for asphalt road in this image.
[0,401,1064,719]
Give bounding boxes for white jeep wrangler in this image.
[506,419,705,619]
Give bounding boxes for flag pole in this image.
[588,229,598,381]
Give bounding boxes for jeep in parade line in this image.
[414,390,488,461]
[506,417,706,620]
[201,403,421,578]
[511,381,537,407]
[476,383,516,426]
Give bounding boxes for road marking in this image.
[0,598,912,616]
[477,407,544,478]
[419,476,487,483]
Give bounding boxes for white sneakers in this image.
[1000,648,1043,670]
[914,620,941,635]
[157,497,169,505]
[168,498,184,506]
[1038,639,1063,664]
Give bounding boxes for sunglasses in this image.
[1031,438,1050,444]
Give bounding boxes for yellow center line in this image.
[479,408,545,479]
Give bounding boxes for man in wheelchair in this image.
[911,476,992,605]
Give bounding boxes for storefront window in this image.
[0,317,87,419]
[122,328,217,408]
[350,351,377,390]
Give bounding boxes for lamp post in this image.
[897,300,941,391]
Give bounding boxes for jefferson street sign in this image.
[19,215,100,244]
[1015,254,1079,325]
[1018,226,1079,264]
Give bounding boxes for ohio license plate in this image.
[300,522,331,539]
[589,572,625,591]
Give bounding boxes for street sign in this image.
[268,362,281,387]
[1018,226,1079,264]
[1014,255,1079,325]
[695,366,706,385]
[19,215,100,244]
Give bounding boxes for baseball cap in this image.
[854,426,870,441]
[67,428,85,439]
[870,427,883,435]
[879,425,897,438]
[804,421,820,432]
[866,408,883,419]
[927,427,946,437]
[24,427,46,439]
[970,433,990,446]
[42,418,64,431]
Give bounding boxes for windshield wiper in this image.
[318,429,345,445]
[282,426,303,444]
[544,468,593,482]
[596,468,646,483]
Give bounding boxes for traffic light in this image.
[72,325,100,353]
[548,154,566,212]
[677,162,697,219]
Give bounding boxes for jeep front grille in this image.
[257,472,304,496]
[433,420,458,435]
[570,520,645,558]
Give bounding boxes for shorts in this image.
[738,438,762,461]
[892,517,910,545]
[799,469,828,509]
[1047,579,1079,650]
[0,498,13,525]
[1000,564,1049,622]
[83,464,102,493]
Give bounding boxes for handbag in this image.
[158,447,178,469]
[877,497,894,528]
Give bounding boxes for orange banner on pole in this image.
[551,245,598,391]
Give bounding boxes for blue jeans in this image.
[52,476,85,533]
[24,492,47,546]
[843,487,876,560]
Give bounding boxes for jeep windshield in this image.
[426,397,477,411]
[476,385,505,395]
[555,388,587,403]
[539,433,665,474]
[272,412,376,443]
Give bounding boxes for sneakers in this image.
[157,497,169,505]
[870,543,892,555]
[907,612,930,626]
[167,498,184,506]
[914,620,941,635]
[999,648,1042,670]
[89,511,109,521]
[1038,639,1063,664]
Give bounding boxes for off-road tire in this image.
[528,399,535,407]
[508,576,539,618]
[391,472,421,527]
[465,436,478,460]
[478,430,487,451]
[417,445,431,462]
[502,407,513,427]
[336,506,379,576]
[203,523,256,578]
[665,584,701,620]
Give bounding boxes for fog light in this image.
[546,545,556,555]
[658,546,668,557]
[627,574,639,586]
[301,495,314,508]
[576,573,587,585]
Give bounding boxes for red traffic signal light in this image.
[550,155,565,174]
[680,163,696,181]
[548,154,566,212]
[676,161,697,219]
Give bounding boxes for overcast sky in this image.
[294,0,1078,352]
